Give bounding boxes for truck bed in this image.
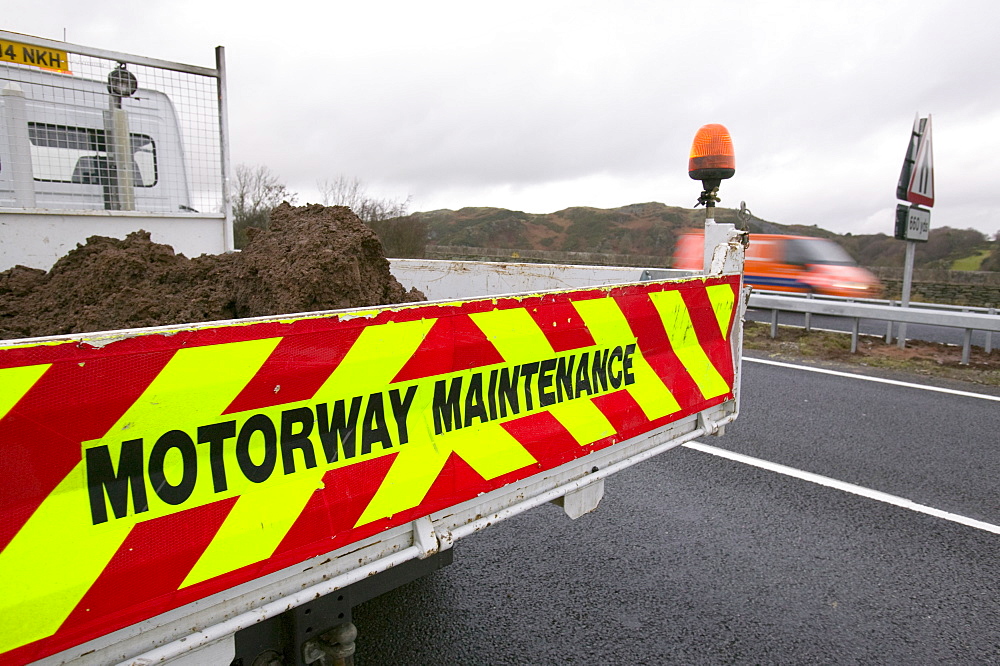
[0,257,745,665]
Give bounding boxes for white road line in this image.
[744,356,1000,402]
[684,440,1000,535]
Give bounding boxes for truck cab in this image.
[0,63,193,213]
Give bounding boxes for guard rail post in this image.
[804,293,813,332]
[960,306,972,366]
[885,301,895,344]
[987,307,995,354]
[962,329,973,365]
[748,292,1000,365]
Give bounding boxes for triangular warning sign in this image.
[906,115,934,207]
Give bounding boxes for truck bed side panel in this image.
[0,275,740,664]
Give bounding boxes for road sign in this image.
[897,115,934,207]
[907,115,934,206]
[894,204,931,242]
[894,114,934,351]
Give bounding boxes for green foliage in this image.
[233,208,271,249]
[366,216,428,258]
[561,208,621,252]
[836,227,991,271]
[981,244,1000,272]
[919,227,988,267]
[424,203,721,259]
[838,233,903,266]
[951,250,992,271]
[418,208,532,248]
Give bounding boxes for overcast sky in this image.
[7,1,1000,237]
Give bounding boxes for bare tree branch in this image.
[317,176,425,257]
[232,164,297,248]
[317,175,410,224]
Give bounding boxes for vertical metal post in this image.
[897,240,916,348]
[1,83,36,207]
[885,301,894,344]
[986,308,995,354]
[731,276,746,429]
[702,205,716,273]
[216,46,235,253]
[770,309,778,338]
[105,106,135,210]
[961,329,972,365]
[851,318,860,353]
[804,293,813,332]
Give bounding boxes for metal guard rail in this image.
[748,292,1000,364]
[748,288,996,315]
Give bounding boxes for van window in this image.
[783,238,856,266]
[26,122,157,187]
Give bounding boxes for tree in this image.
[317,176,426,257]
[918,227,987,268]
[232,164,297,248]
[981,233,1000,272]
[317,176,410,222]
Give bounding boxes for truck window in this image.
[27,122,157,187]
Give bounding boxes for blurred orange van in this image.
[672,233,883,298]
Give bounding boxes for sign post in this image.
[894,115,934,348]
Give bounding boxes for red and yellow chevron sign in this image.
[0,276,739,664]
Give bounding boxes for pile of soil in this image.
[0,203,425,340]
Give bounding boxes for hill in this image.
[402,202,827,262]
[838,226,997,270]
[391,203,998,271]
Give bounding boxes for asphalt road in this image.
[746,307,996,349]
[352,357,1000,664]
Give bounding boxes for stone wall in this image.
[869,267,1000,308]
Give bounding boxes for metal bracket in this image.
[736,201,754,240]
[694,185,721,207]
[552,478,606,519]
[302,622,357,666]
[705,223,747,276]
[411,516,440,558]
[698,411,724,437]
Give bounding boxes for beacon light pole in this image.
[688,123,743,273]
